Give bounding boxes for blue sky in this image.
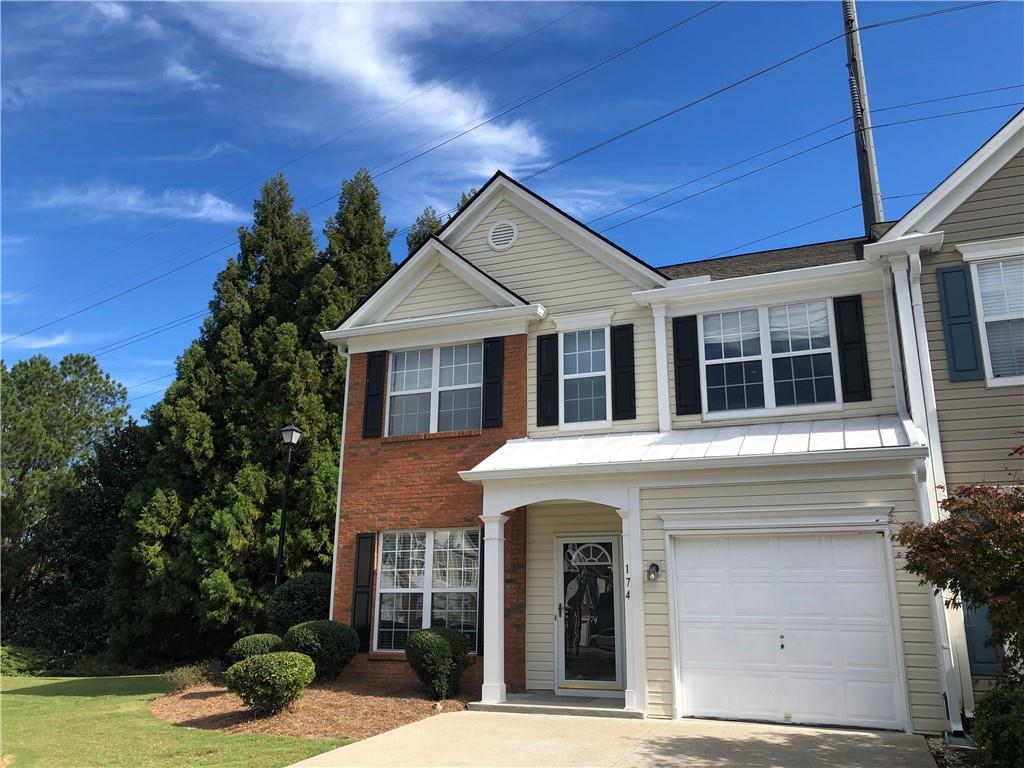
[3,1,1022,415]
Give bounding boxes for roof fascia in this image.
[336,238,524,331]
[441,174,667,289]
[880,110,1024,241]
[864,232,945,262]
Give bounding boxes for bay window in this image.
[700,299,841,415]
[375,529,480,651]
[387,342,483,436]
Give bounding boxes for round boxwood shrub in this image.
[973,673,1024,767]
[225,652,315,715]
[227,633,283,664]
[405,628,470,701]
[282,620,358,681]
[266,572,331,636]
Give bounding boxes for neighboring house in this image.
[865,109,1024,714]
[320,132,1019,735]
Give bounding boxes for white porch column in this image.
[480,511,508,704]
[617,488,647,714]
[652,304,672,433]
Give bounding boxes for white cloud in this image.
[2,330,75,351]
[93,2,129,22]
[149,142,246,162]
[1,234,29,256]
[164,60,218,91]
[1,289,30,307]
[33,181,247,223]
[181,3,545,178]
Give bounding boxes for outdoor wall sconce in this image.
[647,562,661,582]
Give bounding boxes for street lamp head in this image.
[281,424,303,447]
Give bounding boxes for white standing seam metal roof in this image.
[461,416,921,481]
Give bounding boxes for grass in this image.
[0,675,345,768]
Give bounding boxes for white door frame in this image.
[553,534,625,697]
[663,510,912,733]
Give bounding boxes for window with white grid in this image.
[702,309,764,412]
[438,343,483,431]
[768,300,836,407]
[562,328,609,424]
[388,349,433,436]
[375,529,480,651]
[385,342,483,436]
[972,255,1024,383]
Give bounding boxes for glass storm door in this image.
[555,537,623,693]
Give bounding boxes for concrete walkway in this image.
[290,711,935,768]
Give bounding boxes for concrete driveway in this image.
[290,711,935,768]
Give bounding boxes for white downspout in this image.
[327,351,351,621]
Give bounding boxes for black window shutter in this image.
[476,526,485,655]
[610,324,636,420]
[536,333,559,426]
[936,265,985,381]
[351,532,376,652]
[482,337,504,429]
[833,295,873,402]
[673,316,702,415]
[361,351,387,438]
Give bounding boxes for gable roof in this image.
[438,170,668,289]
[336,236,526,331]
[661,236,870,281]
[879,108,1024,241]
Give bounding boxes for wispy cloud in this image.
[148,142,245,163]
[2,330,75,351]
[33,181,247,223]
[181,3,546,178]
[1,234,30,256]
[164,60,218,92]
[1,289,31,307]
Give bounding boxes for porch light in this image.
[646,562,661,582]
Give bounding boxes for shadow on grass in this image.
[627,724,933,768]
[2,675,167,697]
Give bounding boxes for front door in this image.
[555,536,623,695]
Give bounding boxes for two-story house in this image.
[320,165,977,738]
[865,109,1024,714]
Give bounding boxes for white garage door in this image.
[673,532,904,730]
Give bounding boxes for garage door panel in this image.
[674,532,903,731]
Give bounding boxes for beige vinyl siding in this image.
[525,503,621,691]
[384,264,497,322]
[455,200,660,435]
[666,288,899,428]
[920,148,1024,486]
[639,467,947,733]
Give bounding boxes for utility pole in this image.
[843,0,885,235]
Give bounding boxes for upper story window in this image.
[700,299,840,416]
[387,342,483,436]
[972,256,1024,383]
[562,328,608,424]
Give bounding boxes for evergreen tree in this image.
[107,171,394,660]
[406,205,444,257]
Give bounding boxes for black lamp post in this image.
[275,424,303,586]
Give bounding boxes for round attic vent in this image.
[487,220,518,251]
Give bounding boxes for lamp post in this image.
[275,424,303,586]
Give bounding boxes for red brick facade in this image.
[331,334,528,693]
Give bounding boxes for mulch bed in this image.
[149,678,469,741]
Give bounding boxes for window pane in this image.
[978,258,1024,317]
[379,532,426,589]
[564,329,606,377]
[770,301,830,355]
[437,387,482,432]
[388,393,431,436]
[431,592,478,648]
[772,352,836,406]
[986,318,1024,378]
[391,349,432,392]
[564,375,607,423]
[439,343,482,389]
[432,529,480,588]
[377,593,423,651]
[705,310,759,360]
[707,361,763,412]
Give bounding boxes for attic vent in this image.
[488,220,518,251]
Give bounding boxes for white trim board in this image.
[657,504,894,532]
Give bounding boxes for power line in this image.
[598,101,1022,233]
[128,386,172,405]
[123,372,175,391]
[6,0,1006,341]
[88,309,209,357]
[23,2,591,295]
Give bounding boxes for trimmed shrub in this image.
[0,645,51,677]
[225,652,315,715]
[266,573,331,636]
[228,634,283,664]
[973,674,1024,767]
[162,660,222,692]
[282,620,358,681]
[405,628,470,700]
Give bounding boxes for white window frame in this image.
[372,528,481,654]
[384,341,484,436]
[697,299,844,421]
[960,241,1024,388]
[558,327,613,430]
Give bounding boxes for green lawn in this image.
[0,675,344,768]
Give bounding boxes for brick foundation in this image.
[331,334,528,696]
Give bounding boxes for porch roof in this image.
[461,415,924,482]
